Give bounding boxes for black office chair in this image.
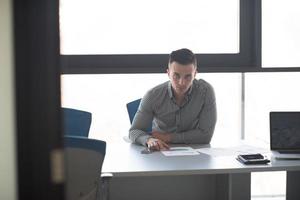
[64,136,106,200]
[126,99,152,132]
[63,107,92,137]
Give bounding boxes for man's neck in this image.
[174,93,185,106]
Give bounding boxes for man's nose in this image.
[178,78,185,85]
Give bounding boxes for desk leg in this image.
[286,171,300,200]
[216,173,251,200]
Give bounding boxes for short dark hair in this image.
[169,48,197,67]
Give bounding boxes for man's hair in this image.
[169,48,197,68]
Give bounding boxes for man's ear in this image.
[194,68,198,76]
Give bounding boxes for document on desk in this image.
[161,147,200,156]
[196,148,238,157]
[196,145,269,157]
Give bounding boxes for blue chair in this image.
[64,136,106,200]
[126,99,142,124]
[63,107,92,137]
[126,99,152,133]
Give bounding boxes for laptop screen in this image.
[270,112,300,151]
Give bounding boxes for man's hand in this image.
[146,138,169,151]
[152,131,171,143]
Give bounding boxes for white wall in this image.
[0,0,17,199]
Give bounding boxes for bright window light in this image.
[60,0,239,54]
[262,0,300,67]
[251,171,286,199]
[244,72,300,143]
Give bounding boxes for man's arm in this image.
[128,92,154,146]
[170,85,217,144]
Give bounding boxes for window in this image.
[244,72,300,143]
[262,0,300,68]
[60,0,239,54]
[59,0,259,73]
[251,171,286,200]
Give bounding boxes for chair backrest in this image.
[63,107,92,137]
[126,99,152,132]
[64,136,106,200]
[126,99,142,124]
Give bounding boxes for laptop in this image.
[270,112,300,160]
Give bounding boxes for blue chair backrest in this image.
[126,99,152,132]
[64,135,106,200]
[126,99,142,124]
[63,107,92,137]
[64,135,106,155]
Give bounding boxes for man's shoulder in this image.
[142,81,169,106]
[148,81,169,94]
[193,79,214,91]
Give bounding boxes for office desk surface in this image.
[102,142,300,177]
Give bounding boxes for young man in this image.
[129,48,217,150]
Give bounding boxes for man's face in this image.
[167,62,197,96]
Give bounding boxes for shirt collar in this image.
[167,82,173,98]
[167,80,194,99]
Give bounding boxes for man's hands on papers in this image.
[146,138,169,151]
[141,145,200,156]
[151,132,171,143]
[161,147,200,156]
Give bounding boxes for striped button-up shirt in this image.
[129,79,217,146]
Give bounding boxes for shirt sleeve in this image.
[128,91,154,146]
[170,83,217,144]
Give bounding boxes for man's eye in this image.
[185,75,192,80]
[173,74,180,79]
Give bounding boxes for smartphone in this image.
[237,153,270,164]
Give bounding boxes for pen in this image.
[145,142,153,153]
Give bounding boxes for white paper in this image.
[161,147,200,156]
[196,148,238,157]
[196,145,269,157]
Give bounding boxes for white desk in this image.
[102,142,300,200]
